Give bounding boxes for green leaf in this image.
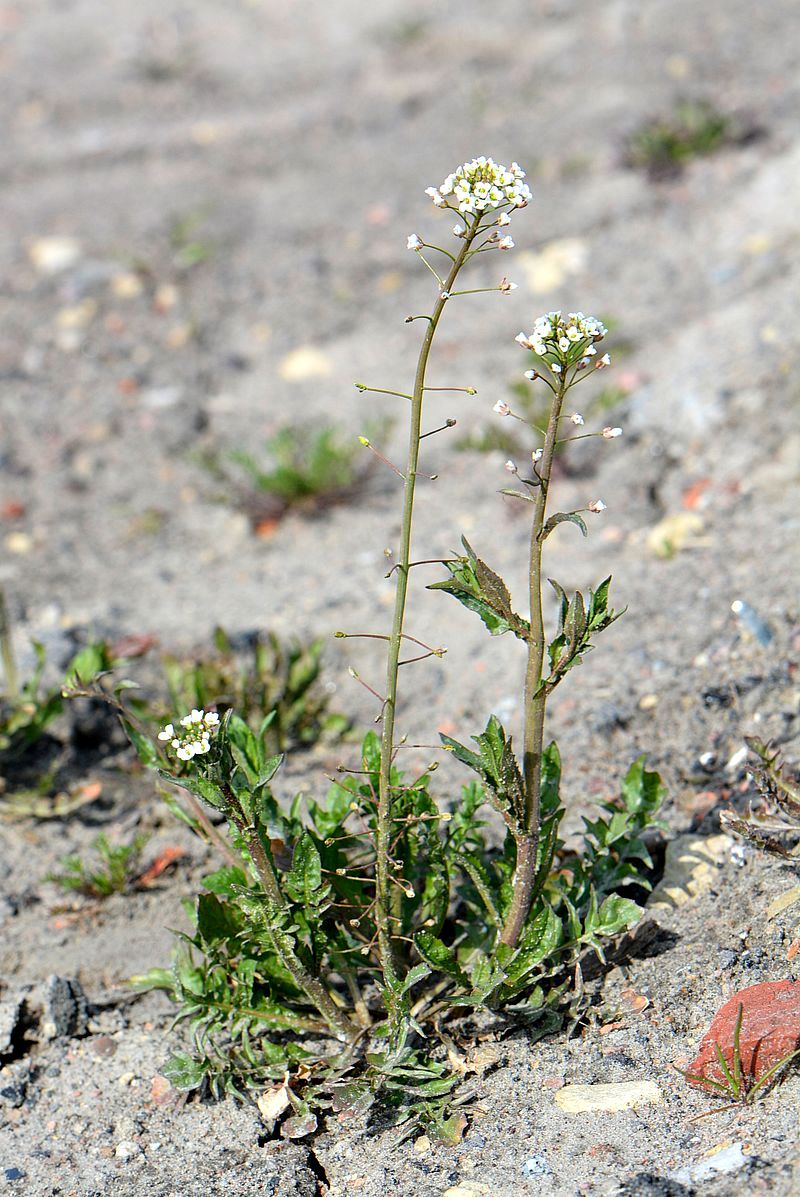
[128,967,175,994]
[163,1052,207,1091]
[400,962,432,995]
[620,756,666,817]
[590,894,642,937]
[440,733,482,774]
[64,642,111,686]
[362,730,382,778]
[428,538,529,639]
[501,905,563,986]
[202,866,249,896]
[196,892,243,942]
[541,511,587,541]
[284,833,324,907]
[123,721,159,768]
[415,931,468,985]
[499,487,536,503]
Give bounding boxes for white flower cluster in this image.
[426,158,532,216]
[516,311,607,365]
[158,709,220,761]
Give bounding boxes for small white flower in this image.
[551,362,563,373]
[425,187,446,207]
[588,499,607,513]
[497,235,514,250]
[558,336,570,352]
[504,459,518,473]
[158,724,174,741]
[453,224,466,238]
[515,331,533,348]
[602,426,623,439]
[524,369,538,381]
[407,234,423,251]
[532,448,543,462]
[493,400,512,416]
[596,353,611,368]
[497,213,512,227]
[498,277,517,293]
[570,412,585,425]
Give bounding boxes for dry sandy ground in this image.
[1,1,800,1194]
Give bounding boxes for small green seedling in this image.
[47,832,149,899]
[169,209,213,270]
[625,98,732,179]
[721,738,800,860]
[226,422,383,521]
[682,1003,800,1117]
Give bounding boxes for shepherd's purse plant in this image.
[129,157,665,1137]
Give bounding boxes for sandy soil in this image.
[1,1,799,1193]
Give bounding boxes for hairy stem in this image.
[225,789,355,1039]
[375,222,480,1000]
[500,376,567,947]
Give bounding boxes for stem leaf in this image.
[541,512,587,541]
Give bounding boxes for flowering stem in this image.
[375,220,480,1003]
[225,789,355,1040]
[499,375,567,948]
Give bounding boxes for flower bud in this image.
[602,426,623,439]
[406,234,423,251]
[588,499,607,513]
[570,412,585,425]
[493,400,511,416]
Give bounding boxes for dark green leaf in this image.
[124,721,159,768]
[196,892,242,942]
[415,931,468,985]
[541,511,587,541]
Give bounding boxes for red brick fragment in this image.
[686,980,800,1090]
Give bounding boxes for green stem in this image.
[375,220,481,1001]
[499,376,567,948]
[0,588,17,699]
[226,791,355,1040]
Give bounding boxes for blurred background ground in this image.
[1,2,799,1194]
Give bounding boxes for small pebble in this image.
[522,1154,553,1177]
[555,1080,662,1113]
[4,1168,26,1182]
[115,1141,142,1161]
